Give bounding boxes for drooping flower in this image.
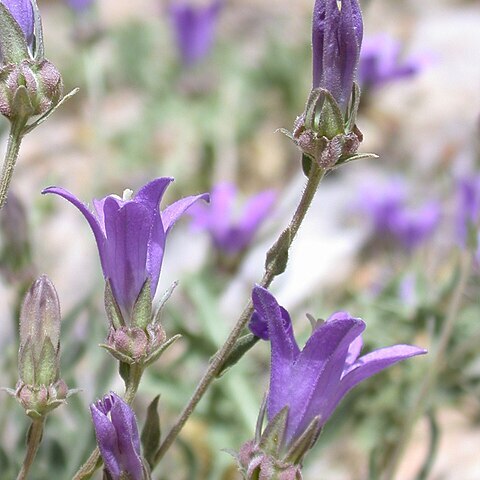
[0,0,34,49]
[359,34,425,91]
[90,392,143,480]
[43,178,208,321]
[312,0,363,111]
[168,0,222,66]
[251,285,426,450]
[189,182,276,255]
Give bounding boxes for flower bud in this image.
[312,0,363,111]
[7,275,73,418]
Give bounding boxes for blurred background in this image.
[0,0,480,478]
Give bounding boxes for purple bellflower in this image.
[91,392,143,480]
[189,182,276,255]
[359,34,425,91]
[251,285,426,450]
[43,178,208,321]
[169,0,222,66]
[312,0,363,111]
[0,0,34,49]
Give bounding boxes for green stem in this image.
[153,164,325,467]
[71,364,144,480]
[16,417,45,480]
[0,119,27,210]
[381,250,472,480]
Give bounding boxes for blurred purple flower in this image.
[390,202,441,251]
[358,178,440,250]
[252,285,426,448]
[312,0,363,111]
[359,34,425,90]
[169,0,222,66]
[43,178,208,320]
[189,182,276,255]
[91,392,142,480]
[66,0,94,12]
[1,0,34,48]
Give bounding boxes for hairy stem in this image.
[71,364,144,480]
[153,164,325,467]
[16,417,45,480]
[381,250,473,480]
[0,119,27,210]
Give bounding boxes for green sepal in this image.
[31,0,44,62]
[0,3,30,64]
[144,334,181,367]
[335,152,378,167]
[100,344,134,365]
[313,89,345,139]
[104,280,125,329]
[132,279,152,330]
[216,333,260,378]
[152,281,178,325]
[12,85,35,119]
[265,227,291,277]
[259,406,288,457]
[36,337,58,385]
[304,88,323,130]
[283,416,321,465]
[18,338,35,385]
[141,395,161,469]
[23,88,79,135]
[345,82,361,132]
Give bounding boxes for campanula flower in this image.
[251,285,426,449]
[91,392,143,480]
[312,0,363,111]
[43,178,208,321]
[169,0,222,66]
[0,0,34,49]
[189,182,275,255]
[359,34,425,91]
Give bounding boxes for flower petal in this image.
[42,187,108,272]
[90,403,121,479]
[237,190,276,240]
[103,198,152,318]
[323,344,427,421]
[252,286,300,424]
[110,394,143,480]
[162,193,210,233]
[286,313,364,442]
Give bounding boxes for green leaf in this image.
[141,395,161,469]
[215,333,260,378]
[265,227,291,277]
[0,3,30,63]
